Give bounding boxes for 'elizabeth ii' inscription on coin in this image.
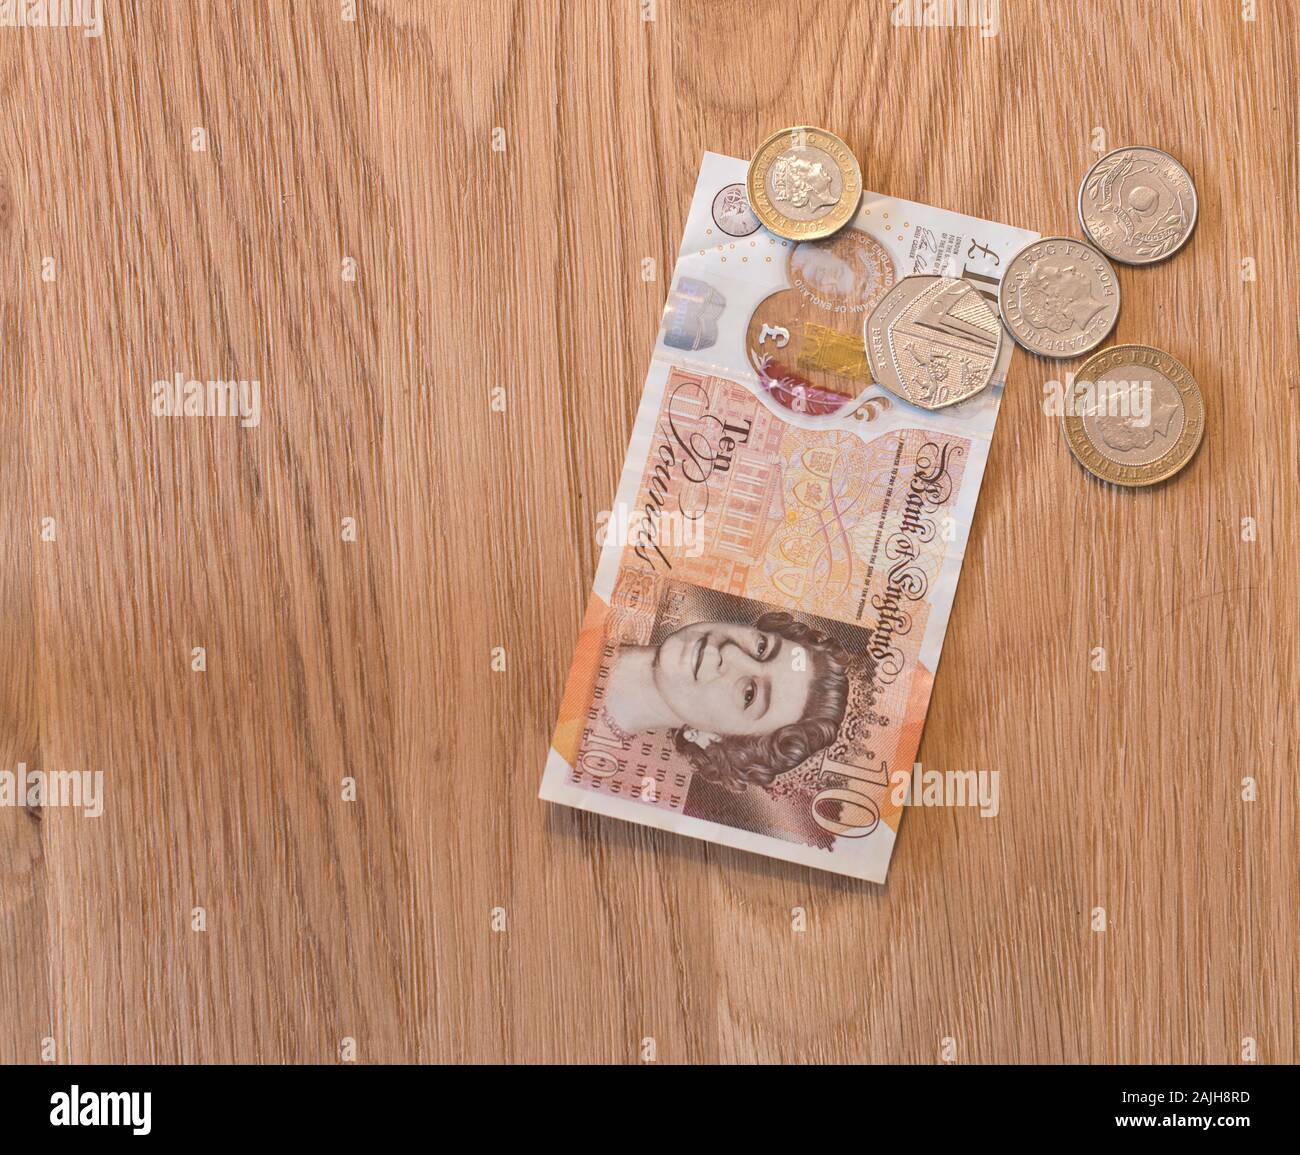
[746,126,863,241]
[999,237,1119,358]
[1062,344,1204,486]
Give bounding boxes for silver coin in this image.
[864,276,1004,410]
[998,237,1120,358]
[1077,146,1197,265]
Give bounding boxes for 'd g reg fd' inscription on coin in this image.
[999,236,1120,358]
[746,126,863,242]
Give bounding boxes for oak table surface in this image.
[1,1,1296,1064]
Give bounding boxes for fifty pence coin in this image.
[1078,146,1198,265]
[998,236,1120,358]
[746,126,863,242]
[864,276,1004,410]
[1062,344,1205,486]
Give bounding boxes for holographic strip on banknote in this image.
[540,152,1037,881]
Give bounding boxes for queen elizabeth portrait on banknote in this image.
[601,610,850,792]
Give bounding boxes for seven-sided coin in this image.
[865,276,1004,410]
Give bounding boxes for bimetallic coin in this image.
[999,236,1120,358]
[1078,146,1197,265]
[1062,344,1204,487]
[864,276,1004,410]
[746,126,863,242]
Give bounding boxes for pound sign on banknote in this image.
[758,323,790,348]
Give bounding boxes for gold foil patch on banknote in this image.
[744,227,897,417]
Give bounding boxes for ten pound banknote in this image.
[540,152,1037,881]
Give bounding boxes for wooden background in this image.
[1,0,1296,1064]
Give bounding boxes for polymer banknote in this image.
[540,152,1037,881]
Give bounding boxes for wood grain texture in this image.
[0,0,1296,1064]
